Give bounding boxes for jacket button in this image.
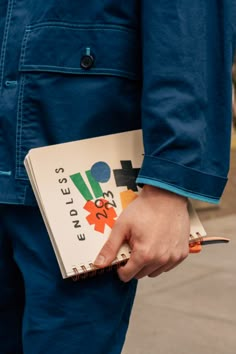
[80,55,94,70]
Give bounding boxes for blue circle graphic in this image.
[91,161,111,183]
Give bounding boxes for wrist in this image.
[142,184,188,207]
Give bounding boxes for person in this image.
[0,1,235,354]
[232,59,236,129]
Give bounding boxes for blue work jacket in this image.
[0,1,235,205]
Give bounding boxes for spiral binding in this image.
[72,253,128,281]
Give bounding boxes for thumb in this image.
[93,222,127,268]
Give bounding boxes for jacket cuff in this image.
[136,155,227,204]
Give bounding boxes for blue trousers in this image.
[0,205,137,354]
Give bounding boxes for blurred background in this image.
[122,73,236,354]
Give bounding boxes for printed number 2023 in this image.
[95,191,117,220]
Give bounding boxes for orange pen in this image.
[189,236,230,254]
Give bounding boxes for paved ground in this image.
[122,147,236,354]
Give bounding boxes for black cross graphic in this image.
[113,160,140,191]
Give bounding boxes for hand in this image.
[94,185,190,282]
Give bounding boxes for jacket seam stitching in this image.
[19,66,138,80]
[15,74,26,179]
[20,29,31,69]
[25,22,136,33]
[0,0,14,91]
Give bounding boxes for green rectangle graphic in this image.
[70,172,93,201]
[85,170,103,199]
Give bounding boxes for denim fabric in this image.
[1,2,236,353]
[0,205,137,354]
[0,1,236,205]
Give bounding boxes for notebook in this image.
[24,130,229,279]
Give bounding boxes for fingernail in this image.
[94,255,105,266]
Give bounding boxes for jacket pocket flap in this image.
[19,23,140,80]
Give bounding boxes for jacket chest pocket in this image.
[16,23,141,180]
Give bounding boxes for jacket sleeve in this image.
[137,0,235,204]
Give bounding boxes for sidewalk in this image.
[122,150,236,354]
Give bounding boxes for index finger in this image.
[117,251,144,282]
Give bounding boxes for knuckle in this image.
[158,253,170,266]
[139,249,154,264]
[171,249,188,264]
